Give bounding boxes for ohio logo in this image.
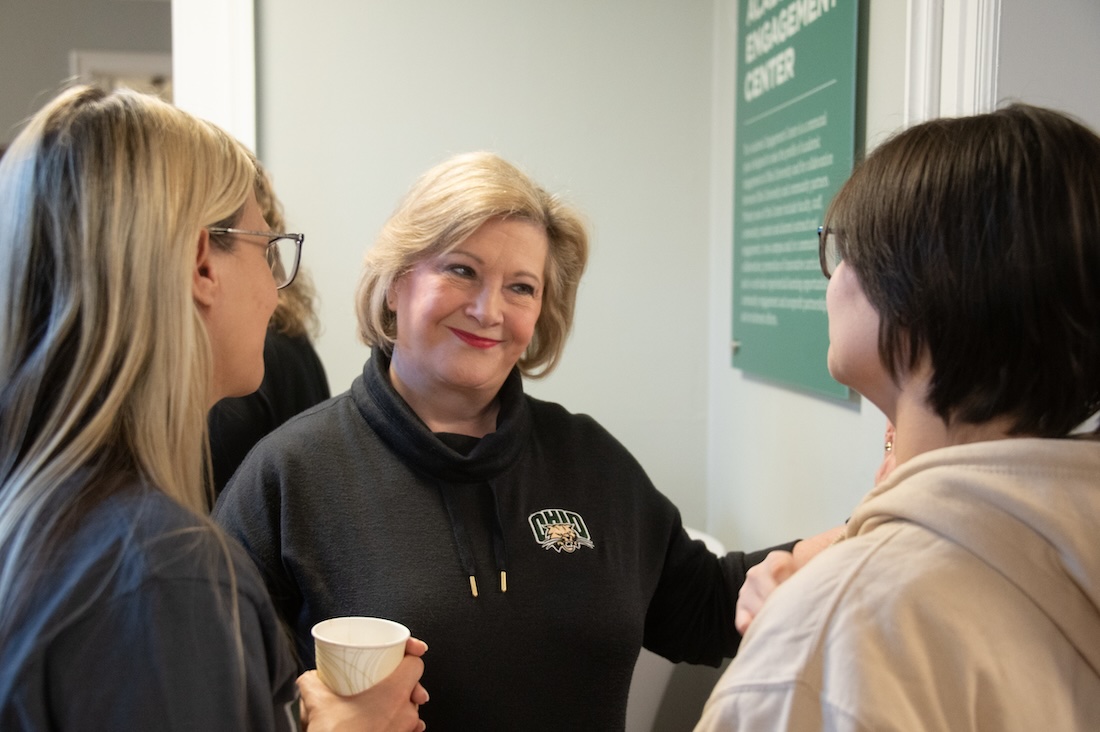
[528,508,595,553]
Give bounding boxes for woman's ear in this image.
[193,229,218,307]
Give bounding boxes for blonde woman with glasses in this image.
[0,86,426,731]
[207,159,331,500]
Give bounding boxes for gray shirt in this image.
[0,483,299,731]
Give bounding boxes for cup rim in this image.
[311,616,410,649]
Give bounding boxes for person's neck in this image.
[387,355,501,438]
[890,376,1018,468]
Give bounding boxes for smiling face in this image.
[386,217,548,405]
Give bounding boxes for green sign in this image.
[731,0,858,398]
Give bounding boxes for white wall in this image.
[252,0,716,524]
[172,0,1100,555]
[705,0,903,551]
[172,0,901,545]
[171,0,255,150]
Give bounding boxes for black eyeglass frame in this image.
[817,225,841,279]
[208,227,305,289]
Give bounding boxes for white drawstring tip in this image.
[469,575,478,597]
[500,571,507,593]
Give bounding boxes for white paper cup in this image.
[311,616,410,696]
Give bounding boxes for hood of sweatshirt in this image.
[847,436,1100,676]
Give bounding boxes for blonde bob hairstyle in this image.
[356,151,589,378]
[0,86,255,614]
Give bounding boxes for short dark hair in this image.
[824,103,1100,436]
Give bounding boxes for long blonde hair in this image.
[0,86,255,624]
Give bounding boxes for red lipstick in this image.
[449,327,501,349]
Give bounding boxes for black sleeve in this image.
[642,526,797,666]
[208,331,330,500]
[208,392,278,497]
[213,447,305,653]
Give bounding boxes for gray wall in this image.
[0,0,170,144]
[997,0,1100,126]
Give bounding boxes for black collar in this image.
[352,346,532,484]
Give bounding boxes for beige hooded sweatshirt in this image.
[697,437,1100,731]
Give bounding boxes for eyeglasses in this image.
[208,227,304,289]
[817,225,841,279]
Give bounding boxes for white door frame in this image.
[171,0,256,151]
[171,0,1002,152]
[906,0,1001,125]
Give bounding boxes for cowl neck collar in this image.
[352,346,531,483]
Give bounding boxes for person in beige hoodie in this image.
[698,103,1100,731]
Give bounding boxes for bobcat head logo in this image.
[529,509,595,553]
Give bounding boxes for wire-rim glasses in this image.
[208,227,304,289]
[817,225,841,279]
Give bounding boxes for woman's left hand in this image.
[735,549,796,635]
[735,524,845,635]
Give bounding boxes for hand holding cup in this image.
[312,617,410,695]
[300,618,428,732]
